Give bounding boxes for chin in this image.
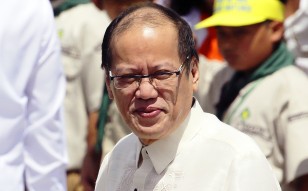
[136,124,167,138]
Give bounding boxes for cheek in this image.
[176,78,194,107]
[159,89,177,104]
[248,38,271,64]
[113,91,133,112]
[236,39,252,54]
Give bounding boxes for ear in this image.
[105,76,114,99]
[269,21,284,43]
[190,58,199,92]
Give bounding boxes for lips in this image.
[134,107,162,118]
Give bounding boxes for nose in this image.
[135,78,158,100]
[217,30,237,53]
[218,36,235,53]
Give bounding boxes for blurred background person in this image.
[196,0,308,190]
[283,0,308,75]
[0,0,67,190]
[54,0,109,190]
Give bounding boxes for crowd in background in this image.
[1,0,308,190]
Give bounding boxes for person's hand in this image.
[81,147,102,191]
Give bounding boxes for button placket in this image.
[132,148,152,191]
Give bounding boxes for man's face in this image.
[106,23,199,145]
[216,22,274,71]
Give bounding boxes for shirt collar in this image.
[135,99,203,174]
[135,139,143,168]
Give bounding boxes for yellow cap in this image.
[195,0,284,29]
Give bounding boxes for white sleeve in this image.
[95,152,111,191]
[81,42,105,113]
[23,0,67,190]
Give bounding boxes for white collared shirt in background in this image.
[0,0,67,190]
[204,65,308,190]
[55,3,110,170]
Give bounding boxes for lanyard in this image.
[224,78,263,124]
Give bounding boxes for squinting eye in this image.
[116,77,135,86]
[153,72,172,80]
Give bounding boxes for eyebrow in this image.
[113,67,138,74]
[113,62,176,74]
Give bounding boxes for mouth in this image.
[134,107,163,118]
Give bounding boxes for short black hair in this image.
[101,2,198,76]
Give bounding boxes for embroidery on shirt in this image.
[117,167,136,191]
[152,170,183,191]
[240,108,250,120]
[235,121,272,141]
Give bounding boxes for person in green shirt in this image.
[196,0,308,190]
